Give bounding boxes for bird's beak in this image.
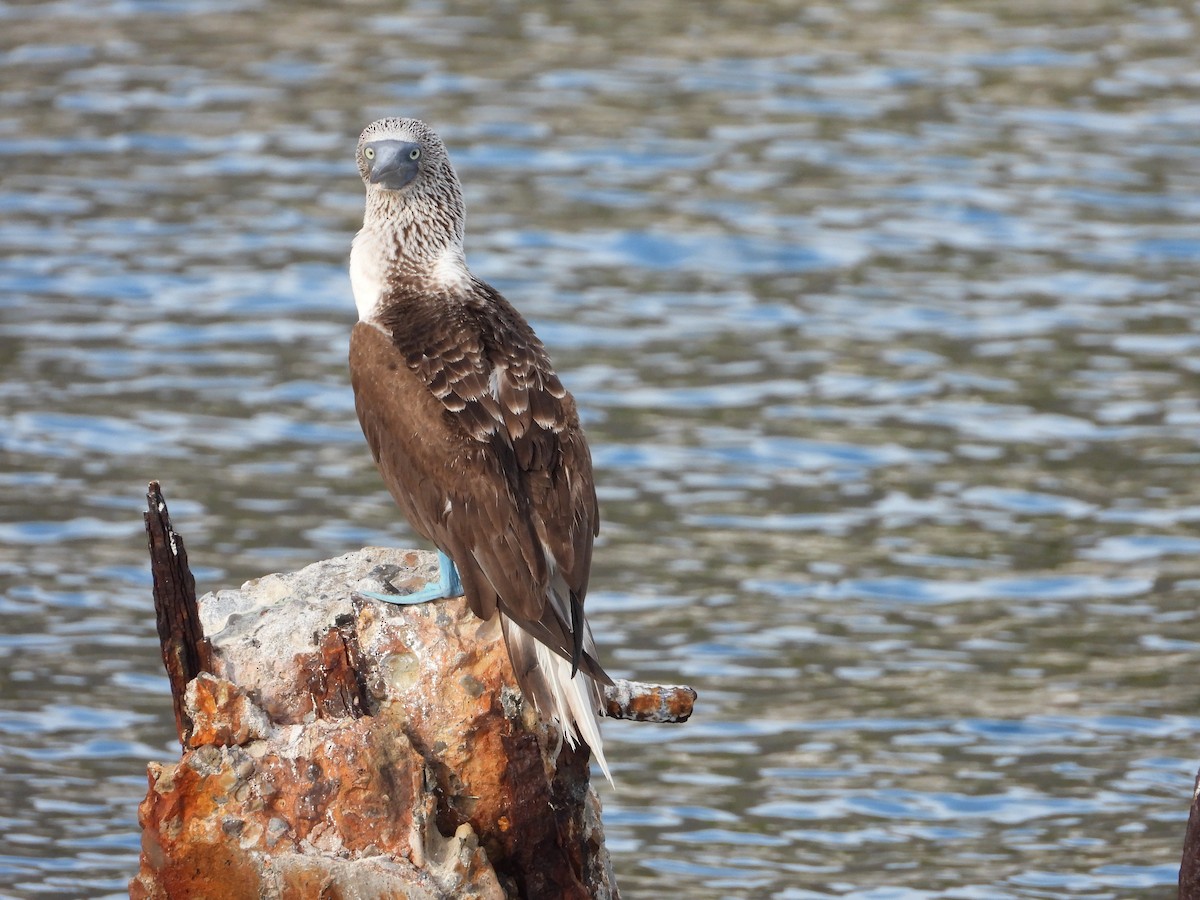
[366,140,420,191]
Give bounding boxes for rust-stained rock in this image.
[133,548,620,899]
[131,716,503,900]
[184,673,270,748]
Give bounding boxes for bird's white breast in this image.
[349,228,387,323]
[350,227,471,325]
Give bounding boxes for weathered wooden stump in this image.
[1181,770,1200,899]
[132,483,696,900]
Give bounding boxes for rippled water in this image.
[2,1,1200,897]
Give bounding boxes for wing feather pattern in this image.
[349,279,609,688]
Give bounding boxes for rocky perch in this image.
[132,484,695,900]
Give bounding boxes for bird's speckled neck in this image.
[350,120,471,323]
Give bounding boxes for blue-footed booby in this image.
[348,117,612,781]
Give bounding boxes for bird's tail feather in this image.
[500,615,612,785]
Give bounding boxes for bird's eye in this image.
[364,147,375,160]
[409,148,421,161]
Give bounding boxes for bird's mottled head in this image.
[351,117,468,296]
[356,117,451,193]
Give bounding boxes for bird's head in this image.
[357,117,460,198]
[355,117,466,263]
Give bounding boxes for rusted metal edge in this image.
[1180,770,1200,899]
[144,481,212,748]
[602,679,697,723]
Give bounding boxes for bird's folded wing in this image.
[351,284,599,670]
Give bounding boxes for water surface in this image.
[1,1,1199,897]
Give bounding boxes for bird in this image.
[347,117,612,782]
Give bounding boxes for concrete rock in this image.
[184,673,271,748]
[133,548,616,900]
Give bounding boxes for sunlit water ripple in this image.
[1,1,1199,897]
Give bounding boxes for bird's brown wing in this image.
[350,281,604,679]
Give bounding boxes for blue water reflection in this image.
[3,0,1200,897]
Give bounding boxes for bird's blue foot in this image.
[359,550,464,606]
